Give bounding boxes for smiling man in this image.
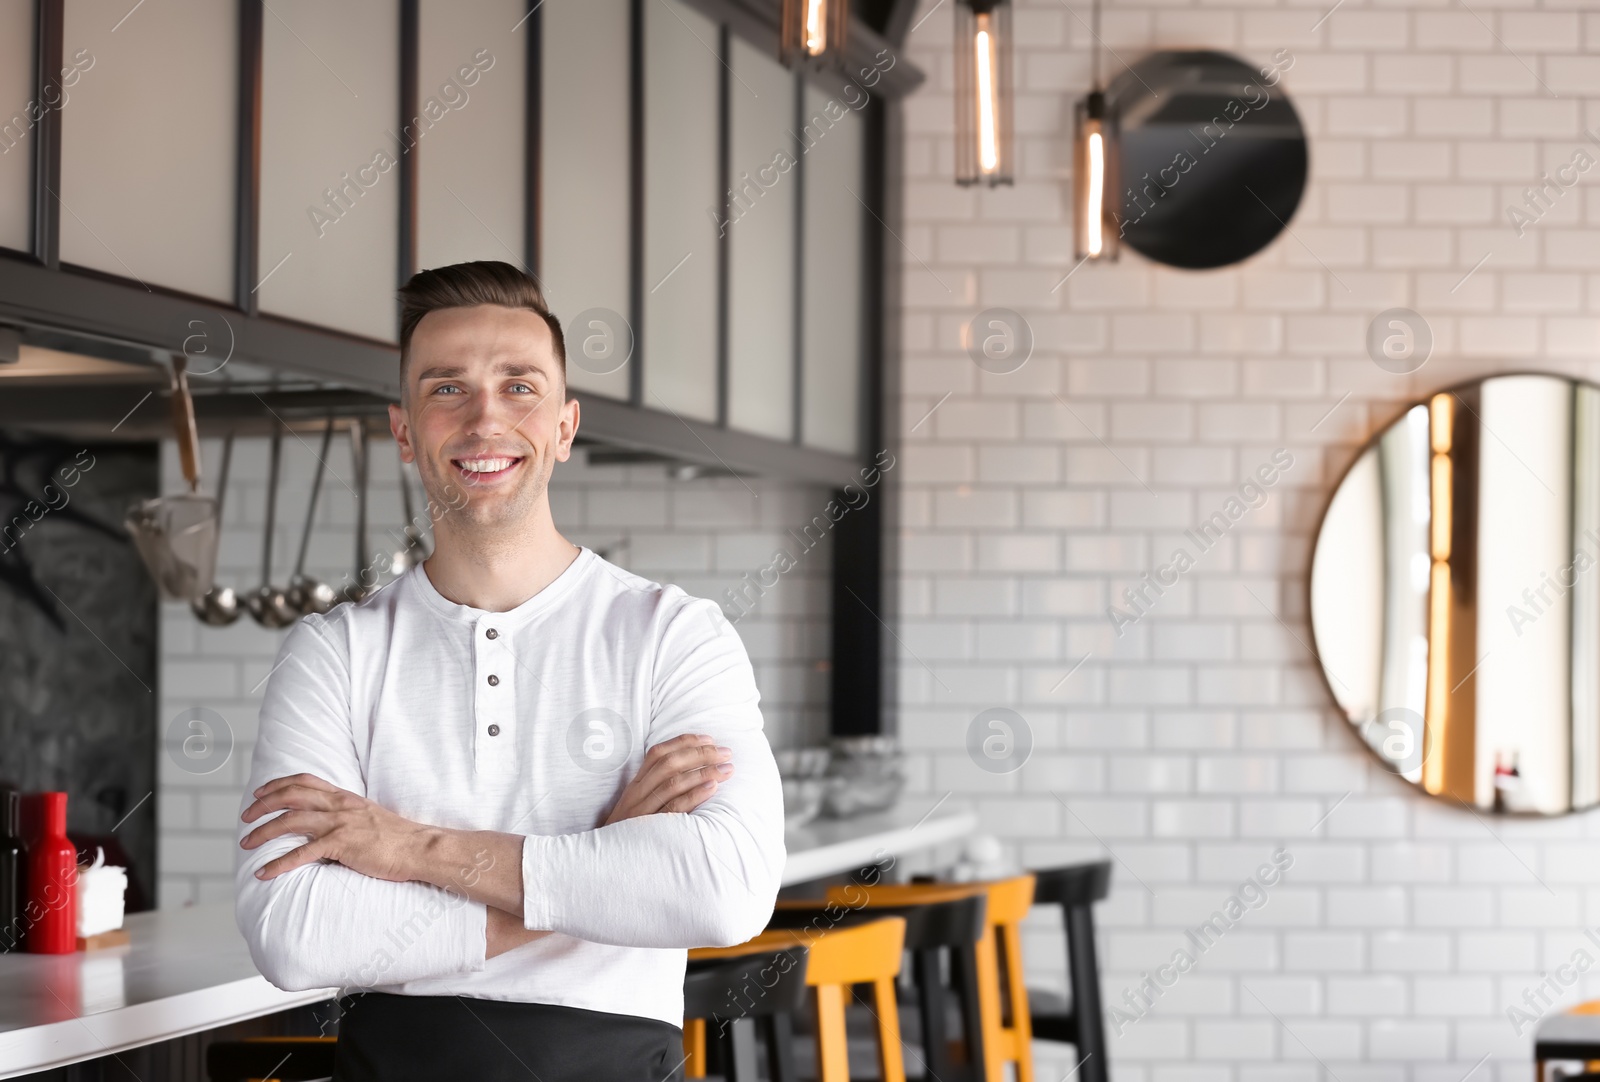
[233,260,786,1082]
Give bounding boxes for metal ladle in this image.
[191,432,241,626]
[340,421,374,605]
[287,416,338,616]
[388,453,430,576]
[246,424,299,628]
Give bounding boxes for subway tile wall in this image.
[894,0,1600,1078]
[157,435,833,906]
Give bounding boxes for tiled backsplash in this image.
[894,0,1600,1077]
[157,435,833,907]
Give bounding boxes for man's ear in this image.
[388,403,414,463]
[555,397,580,463]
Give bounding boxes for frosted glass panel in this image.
[541,0,630,400]
[640,0,718,423]
[417,0,525,273]
[61,0,236,299]
[726,37,796,440]
[0,1,32,252]
[800,82,864,455]
[259,0,399,341]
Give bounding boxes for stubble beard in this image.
[414,444,554,551]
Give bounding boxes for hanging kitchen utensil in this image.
[124,355,219,601]
[191,432,241,626]
[340,421,373,605]
[388,450,430,576]
[245,423,298,628]
[287,416,339,616]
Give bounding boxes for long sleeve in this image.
[518,597,786,949]
[233,614,489,992]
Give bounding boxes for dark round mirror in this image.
[1106,49,1307,270]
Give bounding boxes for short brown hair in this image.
[397,260,566,391]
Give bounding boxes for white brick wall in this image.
[157,436,832,907]
[896,0,1600,1077]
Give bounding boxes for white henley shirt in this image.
[233,547,787,1027]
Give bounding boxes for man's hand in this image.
[604,733,733,826]
[240,774,431,882]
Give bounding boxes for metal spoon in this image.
[287,416,338,616]
[340,421,374,605]
[191,432,241,626]
[246,424,299,628]
[388,453,430,576]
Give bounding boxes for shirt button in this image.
[487,674,499,686]
[486,628,498,639]
[487,724,501,737]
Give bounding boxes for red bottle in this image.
[26,793,78,954]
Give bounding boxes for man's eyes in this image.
[431,381,539,395]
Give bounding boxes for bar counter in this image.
[0,801,975,1078]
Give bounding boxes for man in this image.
[234,260,786,1081]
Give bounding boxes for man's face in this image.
[389,304,578,535]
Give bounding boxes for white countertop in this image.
[781,800,976,885]
[0,800,975,1078]
[0,902,332,1079]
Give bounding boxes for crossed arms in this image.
[233,606,786,992]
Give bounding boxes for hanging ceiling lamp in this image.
[1073,0,1117,260]
[782,0,848,64]
[955,0,1013,186]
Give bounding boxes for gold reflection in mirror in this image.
[1423,392,1455,797]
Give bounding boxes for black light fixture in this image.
[954,0,1013,186]
[1073,0,1117,260]
[781,0,847,64]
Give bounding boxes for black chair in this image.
[206,1035,337,1081]
[684,946,810,1081]
[1027,861,1112,1082]
[769,892,989,1082]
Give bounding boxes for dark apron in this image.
[332,992,686,1082]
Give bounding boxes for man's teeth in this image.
[457,457,517,473]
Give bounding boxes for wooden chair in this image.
[824,876,1037,1082]
[1533,999,1600,1080]
[690,916,909,1082]
[1027,861,1112,1082]
[681,945,810,1081]
[769,892,990,1082]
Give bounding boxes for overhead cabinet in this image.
[540,0,632,402]
[60,0,237,301]
[258,0,400,342]
[0,0,907,476]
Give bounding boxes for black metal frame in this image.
[791,70,806,448]
[627,0,646,408]
[831,87,900,737]
[234,0,262,312]
[397,0,419,286]
[31,0,62,268]
[715,22,732,429]
[524,0,542,280]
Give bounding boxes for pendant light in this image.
[781,0,847,65]
[1073,0,1117,260]
[955,0,1013,186]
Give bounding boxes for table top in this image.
[0,902,331,1079]
[0,798,976,1078]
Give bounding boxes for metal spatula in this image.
[124,355,219,602]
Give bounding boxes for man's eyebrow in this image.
[415,362,551,382]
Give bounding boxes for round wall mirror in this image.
[1310,373,1600,815]
[1106,49,1307,269]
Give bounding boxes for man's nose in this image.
[460,388,515,437]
